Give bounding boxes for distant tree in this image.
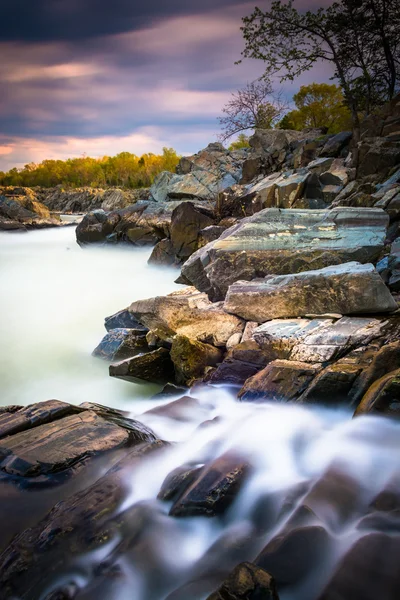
[228,133,251,150]
[239,0,400,140]
[218,80,287,141]
[278,83,352,133]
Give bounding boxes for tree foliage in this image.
[218,80,287,141]
[228,133,251,150]
[239,0,400,137]
[0,147,180,189]
[278,83,352,133]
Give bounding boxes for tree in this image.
[278,83,352,133]
[239,0,400,140]
[218,80,287,141]
[228,133,251,150]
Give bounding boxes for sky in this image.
[0,0,332,171]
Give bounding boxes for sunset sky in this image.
[0,0,331,170]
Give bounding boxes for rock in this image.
[0,440,165,599]
[169,202,214,261]
[320,131,352,157]
[92,328,148,361]
[206,358,261,387]
[256,525,331,587]
[169,451,250,517]
[357,137,400,178]
[198,225,226,247]
[0,194,60,230]
[354,368,400,416]
[143,396,208,423]
[158,464,205,501]
[0,400,80,440]
[274,171,310,207]
[104,308,148,332]
[298,361,363,405]
[170,335,223,385]
[223,262,397,322]
[148,238,176,265]
[150,145,243,203]
[238,359,321,402]
[388,237,400,291]
[128,287,244,347]
[317,533,400,600]
[253,316,386,364]
[109,348,175,385]
[180,207,389,301]
[206,562,279,600]
[0,404,155,480]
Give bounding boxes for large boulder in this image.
[128,287,244,347]
[150,144,244,203]
[223,262,397,322]
[92,328,148,361]
[0,400,156,481]
[354,368,400,417]
[180,207,389,301]
[170,335,223,385]
[169,201,214,261]
[109,348,175,385]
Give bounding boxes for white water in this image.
[1,228,400,600]
[0,227,178,409]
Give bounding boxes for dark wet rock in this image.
[92,328,148,361]
[129,287,243,347]
[180,207,389,301]
[143,395,209,423]
[170,335,223,385]
[256,525,331,588]
[0,401,156,481]
[78,402,156,441]
[369,475,400,513]
[239,359,321,403]
[298,361,362,405]
[300,464,365,530]
[148,238,176,265]
[169,451,250,517]
[388,237,400,291]
[317,533,400,600]
[104,308,148,332]
[169,201,214,262]
[206,358,261,387]
[354,368,400,416]
[0,441,165,599]
[151,383,188,399]
[320,131,352,157]
[109,347,175,385]
[206,562,279,600]
[158,464,204,502]
[0,400,80,440]
[224,262,397,322]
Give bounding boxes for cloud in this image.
[0,1,335,171]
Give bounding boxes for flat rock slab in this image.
[224,262,397,322]
[129,286,243,347]
[0,410,130,477]
[0,399,79,440]
[180,207,389,300]
[253,316,385,364]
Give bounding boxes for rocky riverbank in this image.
[0,95,400,599]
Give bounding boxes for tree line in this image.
[0,147,180,189]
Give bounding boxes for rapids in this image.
[1,227,399,600]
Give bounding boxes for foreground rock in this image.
[129,287,244,347]
[0,440,165,599]
[206,562,279,600]
[109,347,175,384]
[0,400,156,483]
[224,262,397,321]
[181,207,389,300]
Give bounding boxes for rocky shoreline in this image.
[0,95,400,599]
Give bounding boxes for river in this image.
[1,227,400,600]
[0,226,178,410]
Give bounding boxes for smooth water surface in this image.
[0,227,178,409]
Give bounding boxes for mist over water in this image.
[1,228,400,600]
[0,226,178,409]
